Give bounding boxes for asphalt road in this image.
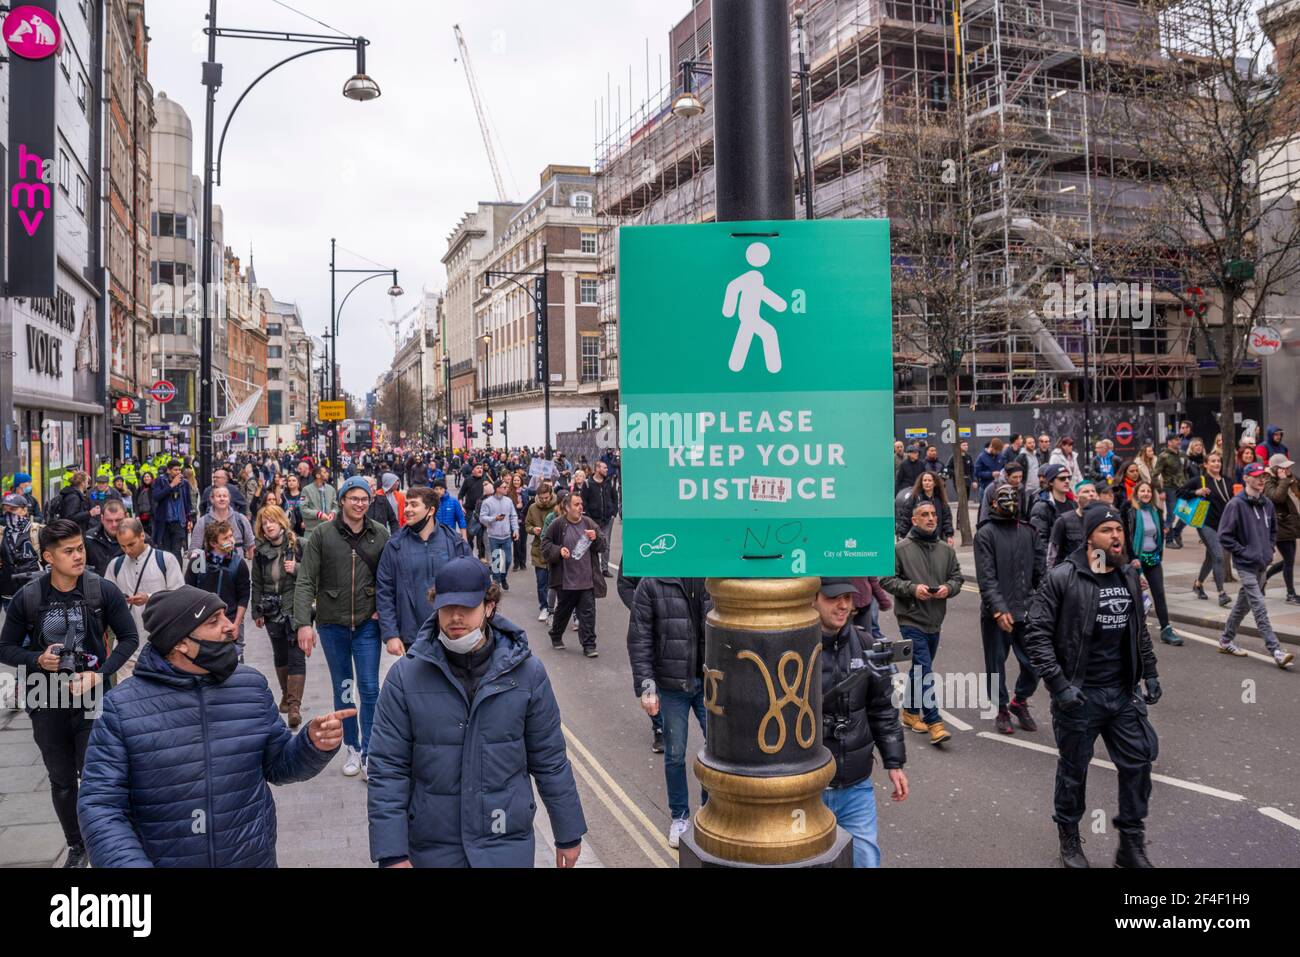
[494,519,1300,869]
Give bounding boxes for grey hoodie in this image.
[478,494,518,539]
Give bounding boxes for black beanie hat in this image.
[1082,504,1123,541]
[142,586,228,654]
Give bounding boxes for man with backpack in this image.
[0,519,140,867]
[1,492,43,608]
[103,517,185,681]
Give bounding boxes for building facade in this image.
[442,201,518,448]
[105,0,154,462]
[471,165,603,450]
[217,248,268,452]
[1,0,108,500]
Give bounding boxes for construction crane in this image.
[381,302,421,353]
[453,24,510,202]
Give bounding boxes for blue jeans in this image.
[661,680,707,820]
[534,567,552,612]
[899,625,941,725]
[317,619,381,755]
[821,778,880,868]
[488,538,512,584]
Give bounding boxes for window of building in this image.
[571,192,593,214]
[268,368,282,381]
[268,391,284,425]
[76,73,87,112]
[157,261,174,284]
[266,322,282,337]
[581,335,600,382]
[60,43,72,78]
[58,150,71,193]
[175,215,188,240]
[158,212,174,237]
[268,345,283,359]
[75,176,87,214]
[581,233,597,254]
[580,278,598,304]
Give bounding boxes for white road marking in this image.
[562,723,678,858]
[937,709,973,732]
[1258,807,1300,832]
[1171,628,1276,664]
[975,731,1247,802]
[565,748,673,868]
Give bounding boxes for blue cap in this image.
[338,476,372,501]
[431,557,492,611]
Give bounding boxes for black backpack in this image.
[19,571,106,649]
[110,548,169,588]
[43,491,64,522]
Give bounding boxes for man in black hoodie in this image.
[1023,504,1161,868]
[975,484,1044,735]
[895,443,926,494]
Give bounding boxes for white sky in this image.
[146,0,693,395]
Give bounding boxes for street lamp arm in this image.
[336,271,395,333]
[484,270,543,307]
[215,44,356,186]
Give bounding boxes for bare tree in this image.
[373,377,422,440]
[1115,0,1300,466]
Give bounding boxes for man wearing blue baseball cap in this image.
[366,556,587,867]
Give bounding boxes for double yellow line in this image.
[562,723,678,868]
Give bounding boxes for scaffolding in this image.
[594,0,1202,405]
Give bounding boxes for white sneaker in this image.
[571,617,580,632]
[361,755,370,782]
[342,746,362,777]
[1275,649,1295,669]
[668,817,690,849]
[538,608,549,622]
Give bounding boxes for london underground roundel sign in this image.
[4,6,63,61]
[149,380,177,403]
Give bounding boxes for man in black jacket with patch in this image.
[1024,505,1161,869]
[617,558,664,753]
[627,577,709,849]
[975,484,1045,735]
[816,578,908,868]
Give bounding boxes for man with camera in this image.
[0,519,140,867]
[1023,504,1161,869]
[815,578,909,868]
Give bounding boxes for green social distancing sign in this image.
[620,219,895,577]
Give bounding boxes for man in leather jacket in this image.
[1023,504,1161,869]
[816,578,908,868]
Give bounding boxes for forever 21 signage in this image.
[5,0,60,298]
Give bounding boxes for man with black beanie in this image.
[1024,504,1161,869]
[76,585,349,867]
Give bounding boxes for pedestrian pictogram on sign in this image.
[148,380,177,403]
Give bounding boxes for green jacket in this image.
[251,536,301,625]
[1152,449,1186,493]
[880,530,964,633]
[301,482,338,538]
[293,515,390,629]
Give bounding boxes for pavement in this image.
[3,510,1298,868]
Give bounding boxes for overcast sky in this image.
[146,0,695,395]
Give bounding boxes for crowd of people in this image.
[0,417,1294,872]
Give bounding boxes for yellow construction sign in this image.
[317,401,347,422]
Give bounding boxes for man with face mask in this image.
[1023,505,1161,868]
[975,484,1045,736]
[76,585,349,866]
[367,557,588,867]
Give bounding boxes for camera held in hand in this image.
[56,642,92,675]
[257,593,286,623]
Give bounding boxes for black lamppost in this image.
[479,334,493,450]
[443,353,452,453]
[198,0,382,485]
[483,244,551,453]
[672,18,816,221]
[329,238,402,479]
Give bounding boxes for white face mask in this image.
[439,627,485,655]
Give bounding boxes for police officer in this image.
[1024,504,1161,869]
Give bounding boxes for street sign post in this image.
[318,400,346,422]
[619,219,895,577]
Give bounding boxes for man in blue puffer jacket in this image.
[368,557,587,867]
[77,586,351,867]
